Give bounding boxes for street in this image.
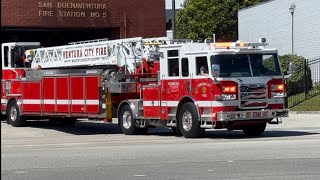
[1,114,320,180]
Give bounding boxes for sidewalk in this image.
[268,113,320,129]
[290,111,320,114]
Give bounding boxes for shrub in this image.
[279,54,313,95]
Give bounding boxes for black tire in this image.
[178,102,205,138]
[119,105,139,135]
[6,100,26,127]
[243,123,266,136]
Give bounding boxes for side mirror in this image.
[211,64,220,77]
[285,63,297,78]
[288,63,296,74]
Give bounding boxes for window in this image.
[211,54,251,77]
[181,58,189,77]
[3,46,9,67]
[167,49,179,77]
[196,56,208,75]
[13,47,25,68]
[168,50,179,57]
[168,58,179,76]
[249,54,281,76]
[210,53,281,77]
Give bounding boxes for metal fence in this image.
[286,57,320,108]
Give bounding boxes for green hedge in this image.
[279,54,312,96]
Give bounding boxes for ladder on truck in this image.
[28,37,171,74]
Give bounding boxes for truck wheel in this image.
[119,105,139,135]
[6,100,26,127]
[178,102,205,138]
[243,123,266,136]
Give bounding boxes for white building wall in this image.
[238,0,320,59]
[165,0,185,9]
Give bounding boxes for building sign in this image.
[1,0,166,38]
[38,2,107,18]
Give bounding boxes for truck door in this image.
[191,56,214,103]
[160,48,181,120]
[179,57,191,96]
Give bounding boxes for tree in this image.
[279,54,313,96]
[176,0,261,41]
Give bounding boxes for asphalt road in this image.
[1,114,320,180]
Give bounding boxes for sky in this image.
[165,0,185,9]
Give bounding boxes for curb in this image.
[290,111,320,114]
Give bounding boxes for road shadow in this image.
[1,116,7,122]
[3,120,319,138]
[148,128,319,139]
[205,129,318,139]
[23,120,122,135]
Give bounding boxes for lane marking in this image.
[133,175,147,177]
[14,171,28,174]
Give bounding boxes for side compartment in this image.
[41,75,101,117]
[42,78,55,113]
[70,75,101,116]
[56,77,69,113]
[84,76,100,114]
[142,85,161,119]
[1,81,6,114]
[21,81,41,113]
[70,76,85,113]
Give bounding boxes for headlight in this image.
[271,84,284,91]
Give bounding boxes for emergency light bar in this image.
[209,42,268,49]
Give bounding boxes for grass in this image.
[288,87,320,108]
[290,95,320,111]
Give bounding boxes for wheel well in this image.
[176,97,195,119]
[117,101,130,118]
[6,98,17,112]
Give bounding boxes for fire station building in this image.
[1,0,166,46]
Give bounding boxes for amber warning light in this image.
[223,86,236,93]
[209,42,268,49]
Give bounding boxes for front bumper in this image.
[216,109,289,121]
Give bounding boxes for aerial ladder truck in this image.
[1,37,289,138]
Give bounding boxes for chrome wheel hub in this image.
[122,111,132,129]
[10,106,18,122]
[182,111,192,131]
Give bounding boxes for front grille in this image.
[240,84,267,108]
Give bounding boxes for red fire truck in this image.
[1,37,289,138]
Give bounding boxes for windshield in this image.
[210,53,281,77]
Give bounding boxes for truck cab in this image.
[126,41,289,138]
[1,42,41,79]
[1,42,41,119]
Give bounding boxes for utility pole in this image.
[172,0,176,39]
[289,4,295,55]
